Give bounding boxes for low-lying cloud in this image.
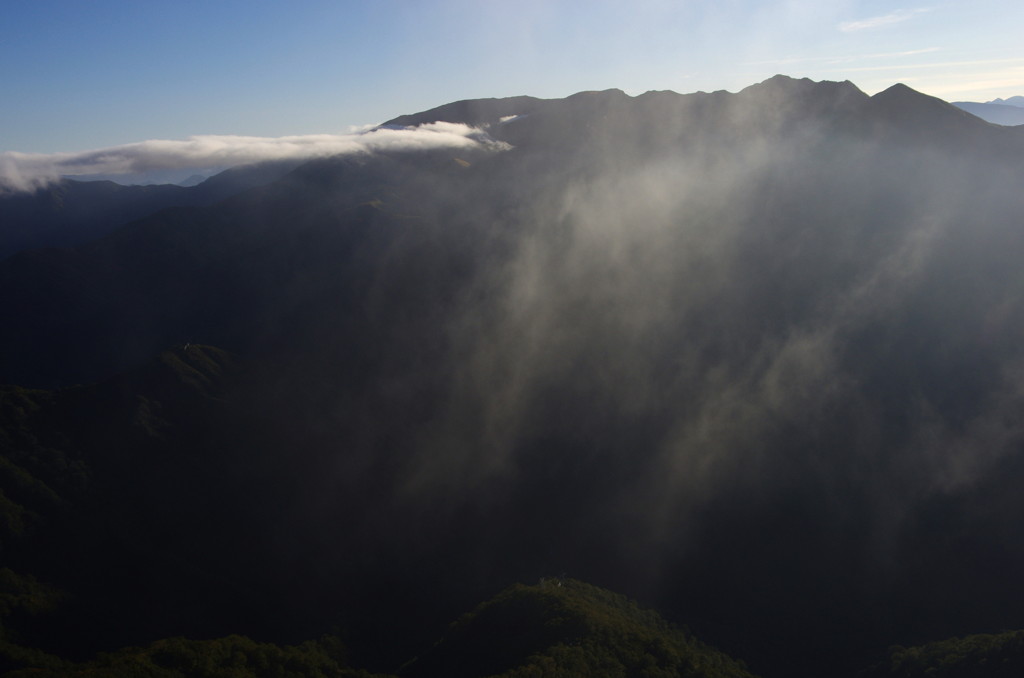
[0,122,510,194]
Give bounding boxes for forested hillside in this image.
[3,76,1024,677]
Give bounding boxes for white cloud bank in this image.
[0,122,511,194]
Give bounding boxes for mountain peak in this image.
[565,87,629,100]
[740,73,809,94]
[874,82,919,99]
[989,95,1024,107]
[869,82,987,133]
[741,74,866,99]
[871,82,969,112]
[734,74,868,124]
[764,73,808,85]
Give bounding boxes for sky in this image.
[2,0,1022,178]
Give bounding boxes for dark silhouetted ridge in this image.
[868,81,1024,154]
[870,82,985,131]
[384,95,546,128]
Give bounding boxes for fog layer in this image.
[0,122,509,193]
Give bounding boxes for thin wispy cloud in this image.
[0,122,510,194]
[839,8,931,33]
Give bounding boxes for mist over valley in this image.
[3,76,1024,678]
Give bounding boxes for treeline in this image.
[5,577,1024,677]
[862,631,1024,678]
[2,579,755,678]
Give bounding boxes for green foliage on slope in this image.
[402,579,756,678]
[0,577,762,678]
[862,631,1024,678]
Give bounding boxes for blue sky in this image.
[2,0,1022,155]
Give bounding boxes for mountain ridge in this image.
[0,159,303,260]
[5,75,1019,265]
[3,74,1024,678]
[988,95,1024,107]
[952,100,1024,126]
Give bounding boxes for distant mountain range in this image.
[990,95,1024,107]
[952,94,1024,125]
[3,75,1024,678]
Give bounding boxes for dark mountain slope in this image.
[868,83,1023,154]
[0,345,264,664]
[0,179,188,260]
[0,160,301,260]
[3,76,1024,678]
[0,152,469,386]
